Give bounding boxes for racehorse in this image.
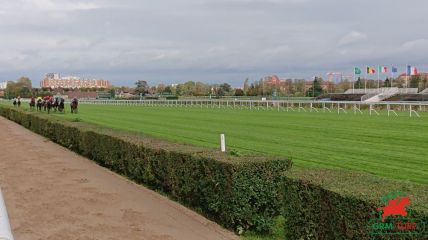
[29,97,36,110]
[58,98,65,113]
[13,98,17,107]
[17,97,21,107]
[70,98,78,114]
[53,98,59,112]
[36,98,43,111]
[46,98,54,114]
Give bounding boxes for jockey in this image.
[72,97,78,105]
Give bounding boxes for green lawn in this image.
[6,102,428,184]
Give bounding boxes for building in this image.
[263,75,282,85]
[40,73,111,89]
[0,81,8,90]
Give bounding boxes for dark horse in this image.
[36,99,43,111]
[70,98,78,114]
[46,98,53,114]
[42,99,47,111]
[29,97,36,110]
[53,98,59,112]
[58,98,65,113]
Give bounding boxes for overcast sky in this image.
[1,0,428,87]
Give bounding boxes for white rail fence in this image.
[1,98,427,117]
[77,99,427,117]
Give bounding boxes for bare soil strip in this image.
[0,116,238,240]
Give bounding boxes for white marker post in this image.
[0,189,14,240]
[220,134,226,152]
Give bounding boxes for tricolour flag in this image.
[354,67,362,75]
[407,65,418,76]
[392,67,398,73]
[381,66,388,73]
[367,67,376,74]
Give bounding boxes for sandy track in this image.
[0,117,238,240]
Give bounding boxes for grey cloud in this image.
[0,0,427,86]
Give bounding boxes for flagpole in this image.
[364,67,367,93]
[353,67,355,94]
[406,64,408,93]
[377,65,380,89]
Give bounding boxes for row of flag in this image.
[354,66,418,76]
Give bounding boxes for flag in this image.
[381,66,388,73]
[392,67,398,73]
[367,67,376,74]
[354,67,362,75]
[407,65,418,76]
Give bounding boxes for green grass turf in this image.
[5,102,428,184]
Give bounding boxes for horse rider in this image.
[72,97,78,106]
[17,96,21,107]
[30,96,36,109]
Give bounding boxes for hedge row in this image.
[282,169,428,239]
[0,106,291,233]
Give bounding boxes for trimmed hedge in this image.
[0,106,291,233]
[283,169,428,239]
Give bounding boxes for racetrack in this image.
[0,116,238,240]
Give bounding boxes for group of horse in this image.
[13,96,79,114]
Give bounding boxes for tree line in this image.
[3,75,428,100]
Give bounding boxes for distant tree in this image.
[410,75,421,89]
[135,80,149,96]
[109,88,115,98]
[194,82,208,96]
[285,79,294,95]
[294,80,306,95]
[234,88,244,96]
[306,77,323,97]
[421,76,428,90]
[219,83,232,96]
[164,86,172,94]
[354,77,363,89]
[16,76,32,88]
[243,78,249,95]
[247,84,258,96]
[383,78,391,87]
[156,84,166,94]
[5,76,33,98]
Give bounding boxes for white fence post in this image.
[220,134,226,152]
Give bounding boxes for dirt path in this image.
[0,117,239,240]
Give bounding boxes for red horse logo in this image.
[377,196,410,222]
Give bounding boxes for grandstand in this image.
[319,88,428,102]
